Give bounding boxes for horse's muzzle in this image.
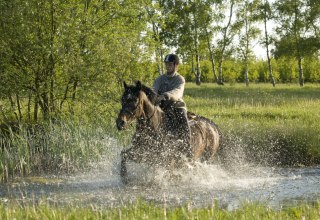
[116,118,126,130]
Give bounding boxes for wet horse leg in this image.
[174,108,192,159]
[120,150,129,184]
[120,145,145,184]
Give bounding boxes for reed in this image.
[0,119,116,182]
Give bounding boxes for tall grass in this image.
[184,83,320,166]
[0,118,117,182]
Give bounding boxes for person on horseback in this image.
[153,54,191,158]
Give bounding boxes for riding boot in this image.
[174,107,192,158]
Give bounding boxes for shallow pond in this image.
[1,152,319,210]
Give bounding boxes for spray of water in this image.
[1,134,319,210]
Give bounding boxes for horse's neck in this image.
[139,95,164,130]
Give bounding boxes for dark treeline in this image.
[0,0,319,122]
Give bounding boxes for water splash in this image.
[0,136,319,210]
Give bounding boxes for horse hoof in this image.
[120,171,129,184]
[120,167,128,184]
[121,176,129,184]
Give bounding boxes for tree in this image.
[161,0,215,85]
[274,0,320,86]
[0,0,153,122]
[236,0,261,86]
[257,0,276,86]
[211,0,238,85]
[143,0,167,75]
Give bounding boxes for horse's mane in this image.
[123,81,158,105]
[140,83,158,105]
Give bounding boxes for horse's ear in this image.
[136,81,142,90]
[123,81,128,89]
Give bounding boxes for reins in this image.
[121,93,157,121]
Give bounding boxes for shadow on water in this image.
[1,147,319,210]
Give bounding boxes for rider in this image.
[153,54,191,158]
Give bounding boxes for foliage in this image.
[0,0,157,121]
[0,0,320,123]
[273,0,320,86]
[179,56,320,84]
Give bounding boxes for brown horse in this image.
[116,81,222,183]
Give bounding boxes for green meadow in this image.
[185,83,320,166]
[1,200,319,220]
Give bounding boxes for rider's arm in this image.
[152,76,162,94]
[163,76,185,101]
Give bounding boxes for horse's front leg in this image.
[120,145,143,184]
[120,150,129,184]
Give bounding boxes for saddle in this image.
[187,111,199,122]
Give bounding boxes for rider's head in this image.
[164,54,179,75]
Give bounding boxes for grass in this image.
[0,83,320,181]
[0,200,319,219]
[0,83,320,219]
[0,119,117,182]
[184,83,320,166]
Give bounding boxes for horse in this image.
[116,81,222,183]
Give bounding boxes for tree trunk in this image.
[298,57,304,86]
[217,0,234,85]
[34,72,40,122]
[72,79,78,101]
[60,81,70,110]
[245,61,249,86]
[27,93,32,122]
[218,61,224,85]
[160,49,164,75]
[244,7,250,87]
[34,96,39,122]
[192,11,201,86]
[50,79,55,112]
[157,48,164,75]
[16,94,22,121]
[148,8,163,76]
[263,0,275,87]
[195,50,201,85]
[49,0,55,113]
[41,85,50,120]
[206,29,219,84]
[267,55,275,87]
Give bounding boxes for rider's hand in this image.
[155,95,167,105]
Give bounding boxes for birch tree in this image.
[161,0,215,85]
[236,0,261,86]
[212,0,239,85]
[258,0,276,86]
[274,0,320,86]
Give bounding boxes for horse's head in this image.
[116,81,158,130]
[116,81,142,130]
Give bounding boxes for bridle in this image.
[121,93,157,122]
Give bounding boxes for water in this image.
[0,141,319,210]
